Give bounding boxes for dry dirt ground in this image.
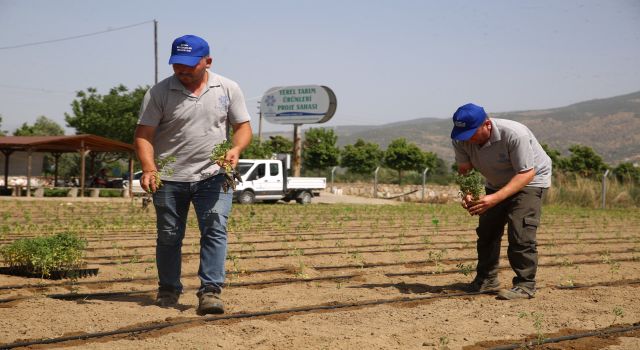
[0,196,638,350]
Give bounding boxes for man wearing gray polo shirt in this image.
[451,103,551,300]
[134,34,252,314]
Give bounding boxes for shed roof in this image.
[0,135,135,153]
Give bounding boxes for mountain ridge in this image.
[264,90,640,165]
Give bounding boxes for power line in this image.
[0,20,154,50]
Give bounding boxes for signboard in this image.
[261,85,337,124]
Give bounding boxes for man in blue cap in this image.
[451,103,551,300]
[134,34,252,314]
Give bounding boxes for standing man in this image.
[135,34,252,314]
[450,103,551,300]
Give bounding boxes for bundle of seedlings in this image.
[149,155,177,191]
[455,169,485,201]
[0,232,94,279]
[210,140,242,192]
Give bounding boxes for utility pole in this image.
[154,19,158,84]
[257,101,262,143]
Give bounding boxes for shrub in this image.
[44,188,70,197]
[0,232,87,277]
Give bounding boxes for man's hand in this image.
[140,170,158,193]
[461,193,474,211]
[225,147,242,169]
[466,193,500,216]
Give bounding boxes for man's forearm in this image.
[134,125,157,172]
[493,169,535,202]
[231,121,252,152]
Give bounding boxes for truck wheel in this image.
[296,191,312,205]
[238,191,255,204]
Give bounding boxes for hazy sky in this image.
[1,0,639,136]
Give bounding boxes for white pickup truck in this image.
[234,159,326,204]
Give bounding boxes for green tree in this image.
[242,138,273,159]
[565,145,608,178]
[0,115,7,136]
[65,85,148,144]
[383,138,427,184]
[11,116,65,176]
[541,143,568,171]
[613,162,640,184]
[265,135,293,154]
[340,138,383,175]
[302,128,340,171]
[13,116,65,136]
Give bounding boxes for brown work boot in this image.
[497,286,535,300]
[155,288,180,307]
[197,287,224,315]
[466,277,500,293]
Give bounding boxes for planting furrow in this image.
[2,277,639,350]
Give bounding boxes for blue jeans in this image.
[152,174,232,294]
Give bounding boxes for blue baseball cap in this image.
[168,35,210,67]
[451,103,487,141]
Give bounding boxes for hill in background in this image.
[264,90,640,166]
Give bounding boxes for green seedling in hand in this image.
[210,140,242,192]
[148,155,176,192]
[455,170,485,201]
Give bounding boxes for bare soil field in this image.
[0,197,638,349]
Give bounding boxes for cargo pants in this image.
[475,186,546,293]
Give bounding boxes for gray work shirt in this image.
[138,70,251,182]
[452,118,552,190]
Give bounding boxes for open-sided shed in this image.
[0,135,135,197]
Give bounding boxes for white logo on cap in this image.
[176,43,192,53]
[454,121,466,127]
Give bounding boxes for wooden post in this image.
[52,152,62,187]
[26,148,32,197]
[128,154,134,199]
[1,149,13,189]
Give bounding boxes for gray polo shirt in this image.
[453,118,552,190]
[138,70,251,182]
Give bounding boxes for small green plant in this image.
[431,217,440,235]
[456,262,475,276]
[455,170,485,200]
[438,336,450,350]
[295,260,309,279]
[612,306,624,325]
[518,311,545,345]
[0,232,87,278]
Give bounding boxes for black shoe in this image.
[155,288,180,307]
[466,277,500,293]
[497,286,535,300]
[197,287,224,315]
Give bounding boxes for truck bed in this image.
[287,177,326,190]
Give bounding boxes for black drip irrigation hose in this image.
[488,322,640,350]
[44,274,359,301]
[83,236,636,261]
[6,263,640,305]
[386,256,640,277]
[3,283,640,349]
[2,222,634,245]
[85,237,637,264]
[82,233,638,253]
[1,249,638,292]
[0,290,478,349]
